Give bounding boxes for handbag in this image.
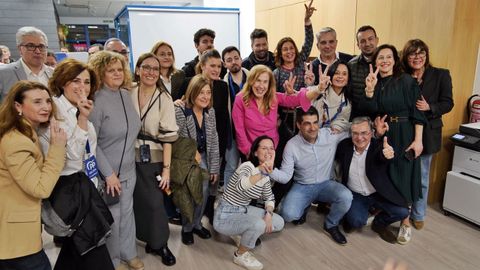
[97,90,129,206]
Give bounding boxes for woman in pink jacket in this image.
[232,64,322,158]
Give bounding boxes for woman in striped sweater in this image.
[213,135,284,270]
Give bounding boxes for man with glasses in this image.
[310,27,353,85]
[335,117,409,244]
[269,106,353,245]
[0,26,53,102]
[104,38,129,64]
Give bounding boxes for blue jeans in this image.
[279,180,352,229]
[0,250,51,270]
[345,192,409,228]
[223,140,240,188]
[411,154,433,221]
[213,200,284,249]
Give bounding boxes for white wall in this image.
[203,0,255,59]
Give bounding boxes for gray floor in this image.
[43,204,480,270]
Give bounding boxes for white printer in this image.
[444,122,480,225]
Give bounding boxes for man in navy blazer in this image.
[0,26,53,102]
[335,116,409,244]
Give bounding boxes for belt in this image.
[387,116,409,123]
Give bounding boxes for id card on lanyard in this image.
[84,140,99,187]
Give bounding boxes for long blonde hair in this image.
[240,65,277,114]
[0,81,57,141]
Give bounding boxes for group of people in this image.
[0,1,454,269]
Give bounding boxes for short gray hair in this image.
[16,26,48,46]
[104,38,126,49]
[350,116,374,133]
[316,27,337,42]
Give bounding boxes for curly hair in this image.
[88,50,132,89]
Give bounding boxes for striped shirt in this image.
[222,161,275,209]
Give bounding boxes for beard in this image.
[230,64,241,73]
[255,50,268,60]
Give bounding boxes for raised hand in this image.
[416,95,430,111]
[318,64,331,92]
[382,136,394,159]
[365,64,379,97]
[49,117,67,146]
[374,115,389,137]
[304,62,315,86]
[283,72,297,95]
[304,0,316,24]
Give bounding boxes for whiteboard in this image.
[118,6,240,70]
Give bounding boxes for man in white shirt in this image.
[0,26,53,102]
[335,117,409,244]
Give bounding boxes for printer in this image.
[443,122,480,225]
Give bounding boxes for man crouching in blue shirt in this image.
[269,106,352,245]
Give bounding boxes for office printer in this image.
[443,122,480,226]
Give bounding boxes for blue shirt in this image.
[270,128,348,185]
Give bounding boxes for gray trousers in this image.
[213,200,285,249]
[106,176,138,267]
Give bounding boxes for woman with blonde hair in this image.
[88,51,143,270]
[0,81,66,270]
[151,41,186,101]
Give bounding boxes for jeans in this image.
[279,180,352,229]
[0,250,51,270]
[411,154,433,221]
[345,192,409,228]
[223,140,240,188]
[213,200,284,249]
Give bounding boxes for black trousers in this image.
[54,237,114,270]
[0,250,51,270]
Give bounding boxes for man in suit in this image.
[335,116,409,244]
[0,26,53,102]
[310,27,353,85]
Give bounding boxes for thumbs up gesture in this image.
[382,136,394,159]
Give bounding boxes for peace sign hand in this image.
[318,64,331,92]
[283,72,297,95]
[365,64,379,97]
[304,62,315,86]
[304,0,316,24]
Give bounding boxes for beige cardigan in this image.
[131,86,179,163]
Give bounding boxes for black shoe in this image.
[145,244,176,266]
[255,238,262,247]
[323,225,347,245]
[181,230,194,245]
[192,227,211,239]
[371,222,396,244]
[292,211,307,225]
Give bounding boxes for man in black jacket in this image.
[242,28,276,71]
[335,117,409,244]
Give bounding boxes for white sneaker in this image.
[397,224,412,245]
[233,251,264,270]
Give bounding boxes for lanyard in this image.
[322,94,347,127]
[228,73,244,101]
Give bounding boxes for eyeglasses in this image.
[140,65,160,73]
[408,51,427,59]
[351,131,372,137]
[112,49,129,56]
[20,43,48,52]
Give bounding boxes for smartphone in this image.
[404,149,415,161]
[139,144,151,163]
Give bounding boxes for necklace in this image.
[380,77,393,90]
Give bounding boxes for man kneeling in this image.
[335,117,409,243]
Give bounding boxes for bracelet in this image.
[260,171,270,177]
[163,164,171,169]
